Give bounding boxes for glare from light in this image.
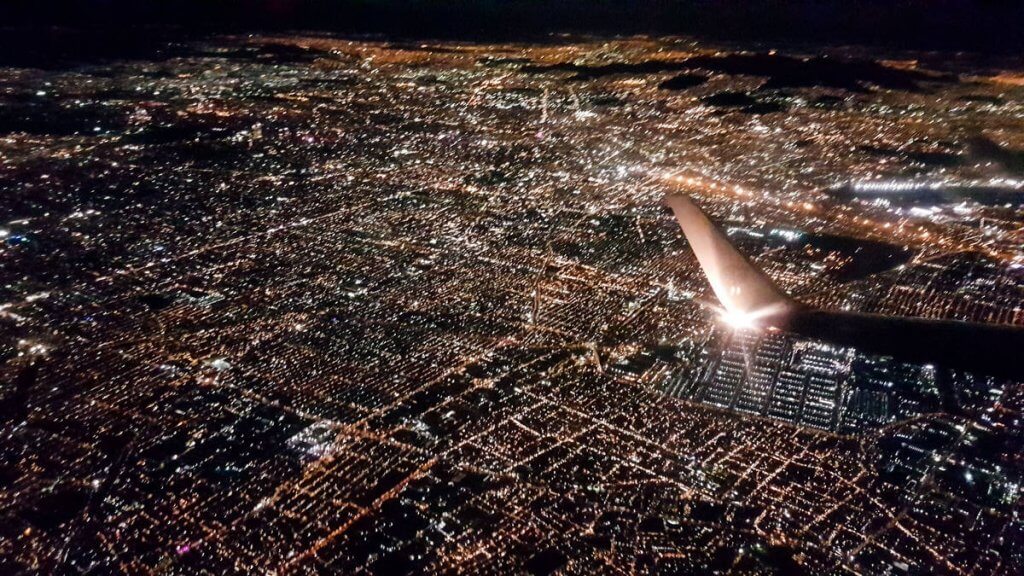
[719,309,758,330]
[713,303,789,331]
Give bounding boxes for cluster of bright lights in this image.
[663,173,752,197]
[851,177,1024,193]
[851,180,948,192]
[16,339,49,356]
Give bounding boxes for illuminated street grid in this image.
[1,35,1023,574]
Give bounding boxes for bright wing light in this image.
[719,309,757,330]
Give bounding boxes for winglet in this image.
[665,194,797,325]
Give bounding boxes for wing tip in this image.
[662,192,694,211]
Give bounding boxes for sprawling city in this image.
[2,30,1023,575]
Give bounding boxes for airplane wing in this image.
[666,193,1024,382]
[664,194,797,323]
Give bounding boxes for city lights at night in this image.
[2,2,1024,575]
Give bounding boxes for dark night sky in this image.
[3,1,1024,62]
